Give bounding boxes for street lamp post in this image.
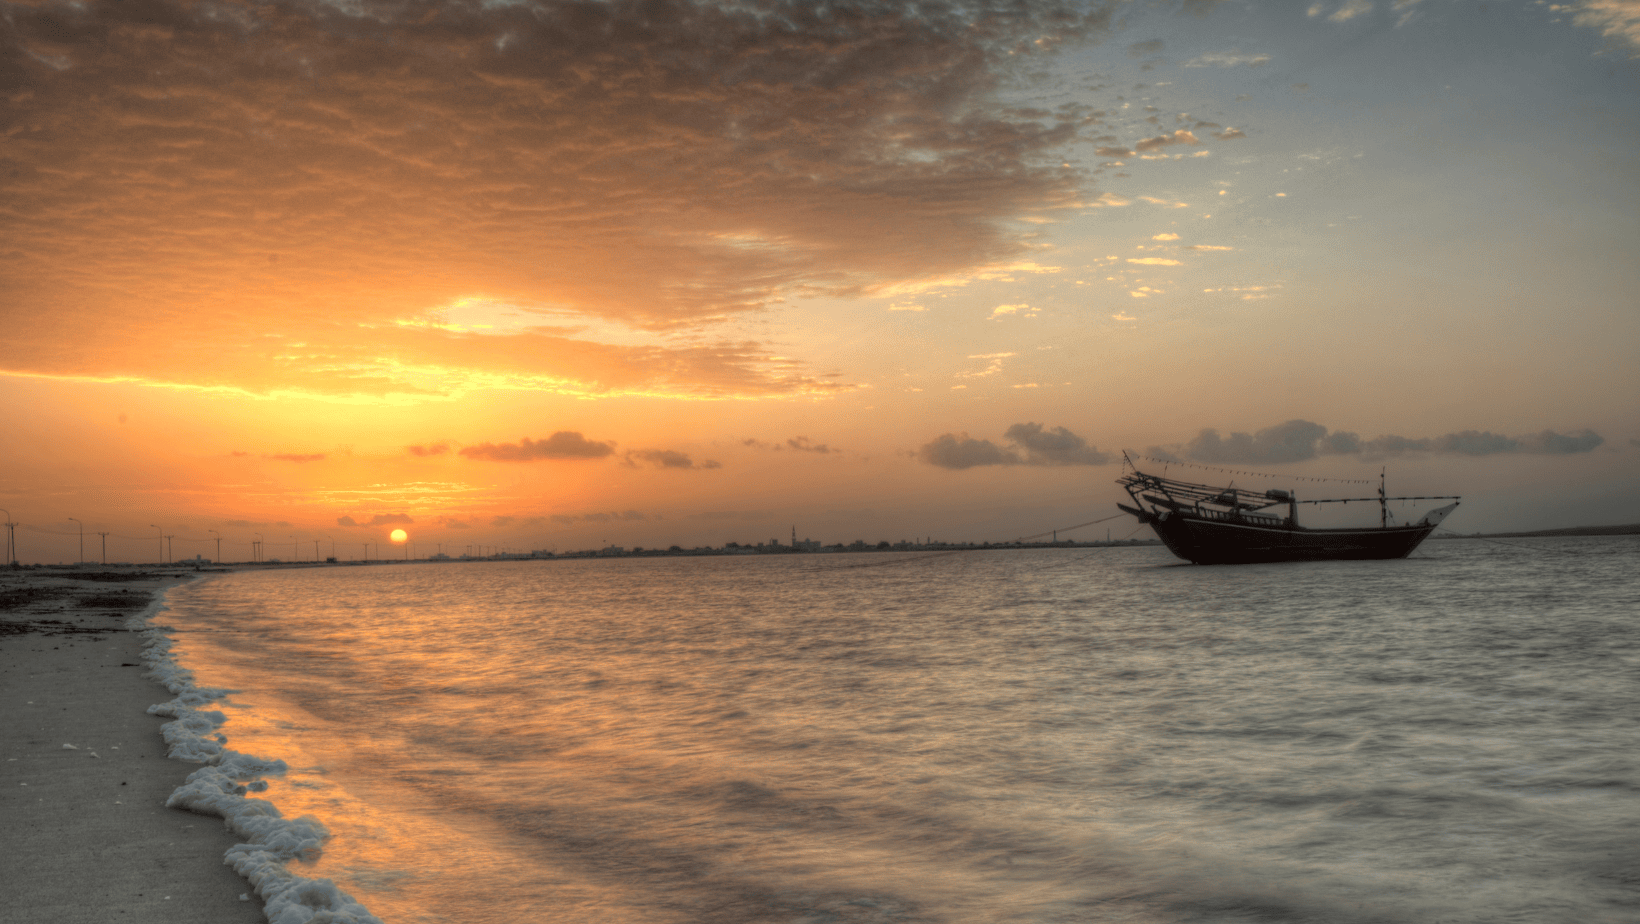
[1,508,13,566]
[209,529,221,564]
[291,535,299,562]
[96,532,108,564]
[68,517,82,564]
[150,525,162,564]
[255,533,263,563]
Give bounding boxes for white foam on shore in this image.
[133,580,384,924]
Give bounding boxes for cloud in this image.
[1128,257,1184,266]
[1161,420,1607,464]
[1127,39,1165,57]
[918,423,1109,469]
[1328,0,1375,23]
[1003,423,1112,465]
[989,303,1037,319]
[441,518,472,530]
[1186,245,1234,251]
[786,437,834,454]
[367,514,414,526]
[744,436,837,453]
[1152,233,1181,241]
[266,453,326,463]
[490,516,515,528]
[1186,420,1332,464]
[1214,128,1246,140]
[1096,146,1135,158]
[555,510,652,526]
[625,450,721,470]
[1134,130,1202,153]
[918,434,1019,470]
[407,443,451,457]
[1184,53,1272,67]
[459,432,614,462]
[337,516,359,527]
[0,0,1118,400]
[1571,1,1640,54]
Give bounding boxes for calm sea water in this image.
[154,540,1640,924]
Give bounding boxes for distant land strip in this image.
[1441,523,1640,539]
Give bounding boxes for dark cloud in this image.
[625,450,722,470]
[367,513,414,526]
[337,516,359,527]
[490,516,515,528]
[1127,39,1164,57]
[440,518,472,529]
[1166,421,1607,463]
[918,433,1020,469]
[266,453,326,463]
[787,437,835,454]
[407,443,450,457]
[1,0,1119,398]
[222,519,265,528]
[1214,128,1246,140]
[1514,429,1605,454]
[1187,420,1329,465]
[1003,423,1112,465]
[459,432,614,462]
[230,451,249,457]
[919,423,1110,469]
[1096,146,1136,157]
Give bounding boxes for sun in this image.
[390,529,408,543]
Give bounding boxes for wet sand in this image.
[0,568,266,924]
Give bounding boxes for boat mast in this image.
[1379,467,1387,529]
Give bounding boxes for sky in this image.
[3,0,1638,562]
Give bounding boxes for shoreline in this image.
[0,568,266,923]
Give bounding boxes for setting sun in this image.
[390,529,408,543]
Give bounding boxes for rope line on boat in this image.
[1014,512,1130,542]
[1125,454,1375,484]
[802,513,1141,571]
[1435,527,1588,556]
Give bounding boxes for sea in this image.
[147,539,1640,924]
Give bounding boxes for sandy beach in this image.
[0,568,266,924]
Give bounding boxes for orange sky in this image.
[3,0,1638,562]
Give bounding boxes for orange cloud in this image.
[1,0,1114,400]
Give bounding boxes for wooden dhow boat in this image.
[1117,454,1459,565]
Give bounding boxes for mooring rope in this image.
[1436,527,1588,556]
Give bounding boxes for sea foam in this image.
[134,584,384,924]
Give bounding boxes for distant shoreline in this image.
[1433,523,1640,539]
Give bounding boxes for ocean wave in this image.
[132,585,384,924]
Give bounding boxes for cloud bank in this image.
[1151,420,1606,464]
[918,423,1110,469]
[1,0,1118,399]
[459,433,615,462]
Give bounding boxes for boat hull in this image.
[1147,512,1438,565]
